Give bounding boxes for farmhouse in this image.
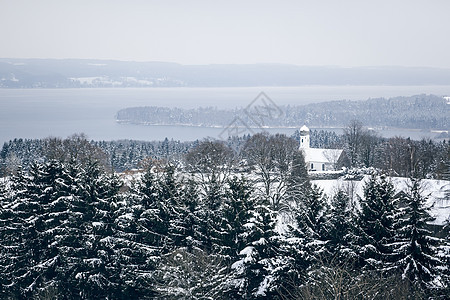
[299,125,348,171]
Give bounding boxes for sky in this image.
[1,0,450,67]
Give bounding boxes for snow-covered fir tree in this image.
[1,132,449,298]
[353,174,397,273]
[225,201,289,298]
[326,189,358,260]
[221,176,256,259]
[0,160,130,298]
[390,178,442,292]
[288,184,330,265]
[439,216,450,297]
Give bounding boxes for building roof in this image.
[300,125,310,133]
[302,148,343,164]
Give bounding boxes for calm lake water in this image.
[1,86,449,144]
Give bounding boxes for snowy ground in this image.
[313,176,450,225]
[119,171,450,226]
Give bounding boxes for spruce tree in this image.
[225,200,287,299]
[327,189,357,260]
[133,166,172,251]
[391,178,442,291]
[221,176,255,259]
[0,160,138,299]
[108,191,159,299]
[0,161,74,298]
[57,160,125,299]
[288,184,330,270]
[355,174,397,273]
[170,176,204,250]
[283,152,332,288]
[439,216,450,296]
[0,169,26,298]
[284,150,310,212]
[155,247,227,299]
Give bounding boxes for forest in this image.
[0,123,449,299]
[116,94,449,130]
[1,123,447,179]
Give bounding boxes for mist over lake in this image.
[1,86,449,144]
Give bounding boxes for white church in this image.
[298,125,348,172]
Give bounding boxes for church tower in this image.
[299,125,310,149]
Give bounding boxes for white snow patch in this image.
[313,176,449,225]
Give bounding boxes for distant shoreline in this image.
[2,58,450,88]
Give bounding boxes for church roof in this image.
[300,125,310,132]
[302,148,343,163]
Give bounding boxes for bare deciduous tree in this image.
[242,133,299,210]
[184,140,235,194]
[359,130,380,168]
[41,133,110,170]
[343,120,364,167]
[383,136,418,177]
[155,247,227,299]
[277,255,425,300]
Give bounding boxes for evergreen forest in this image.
[0,125,449,299]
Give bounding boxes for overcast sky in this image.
[1,0,449,67]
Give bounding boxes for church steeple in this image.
[299,125,310,149]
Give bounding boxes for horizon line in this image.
[1,57,450,70]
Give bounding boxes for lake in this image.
[1,86,449,144]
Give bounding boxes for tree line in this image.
[341,120,449,179]
[0,134,449,299]
[116,95,449,130]
[1,125,448,180]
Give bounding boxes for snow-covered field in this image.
[313,176,449,225]
[4,172,449,225]
[121,171,450,226]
